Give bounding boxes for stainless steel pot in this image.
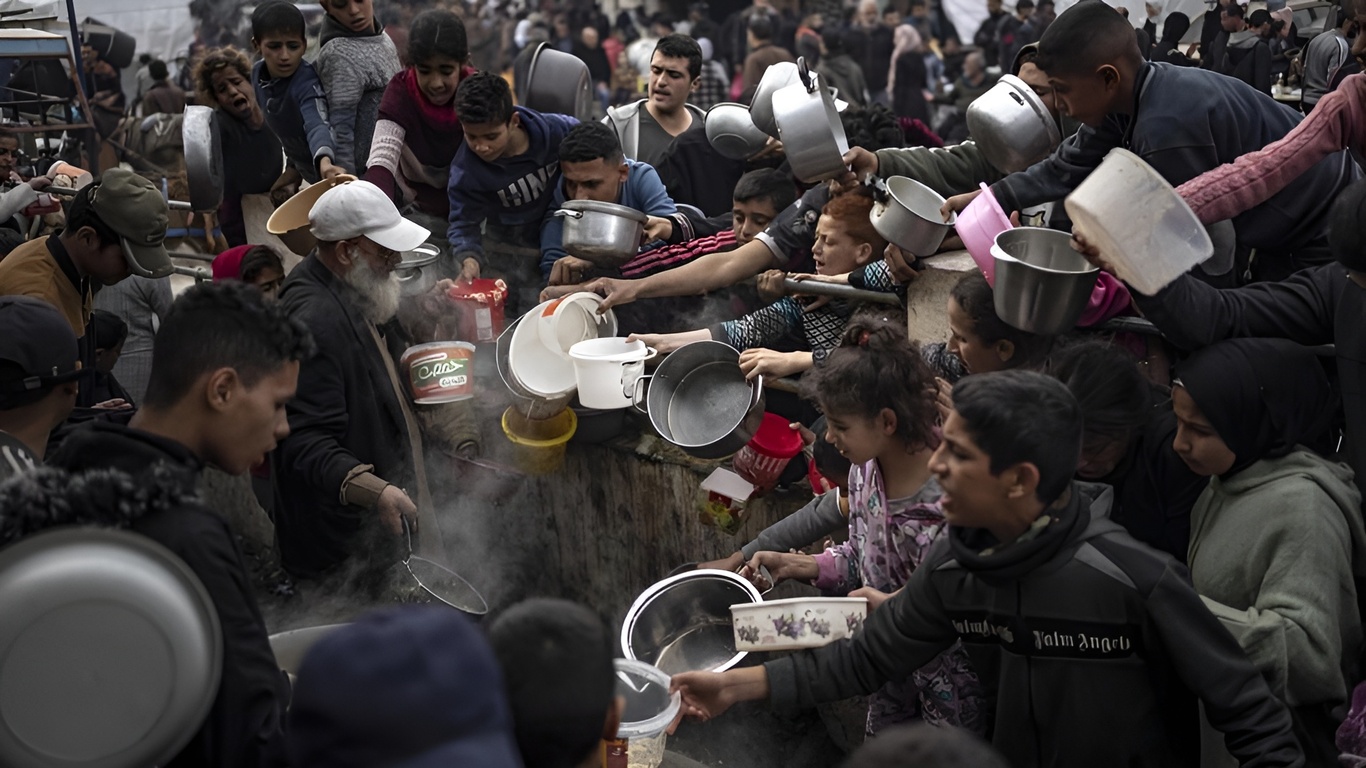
[522,43,594,120]
[394,243,441,297]
[620,569,763,675]
[632,340,764,459]
[991,227,1099,335]
[749,61,799,138]
[966,75,1063,175]
[705,102,770,160]
[553,199,648,267]
[870,176,956,257]
[268,624,348,677]
[183,105,224,211]
[772,59,849,183]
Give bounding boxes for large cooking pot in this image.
[553,199,648,267]
[870,176,956,257]
[522,43,594,120]
[621,569,763,675]
[182,105,224,212]
[749,61,800,138]
[633,340,764,460]
[394,243,442,297]
[966,75,1063,174]
[706,102,770,160]
[0,528,221,768]
[772,59,849,184]
[991,227,1099,335]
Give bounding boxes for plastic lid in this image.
[750,412,804,458]
[613,659,681,740]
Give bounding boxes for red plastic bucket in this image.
[447,279,508,343]
[732,413,804,491]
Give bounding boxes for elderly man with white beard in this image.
[273,180,443,595]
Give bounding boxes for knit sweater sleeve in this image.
[1176,74,1366,225]
[317,42,364,174]
[365,118,406,202]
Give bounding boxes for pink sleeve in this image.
[811,545,854,593]
[1177,75,1366,225]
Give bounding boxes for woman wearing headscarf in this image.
[888,24,929,124]
[1153,12,1197,66]
[1173,338,1366,768]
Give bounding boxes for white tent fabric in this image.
[5,0,196,67]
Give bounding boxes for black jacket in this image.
[1135,266,1366,504]
[991,62,1356,254]
[45,422,289,768]
[273,254,414,578]
[765,483,1302,767]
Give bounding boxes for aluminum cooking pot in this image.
[632,340,764,460]
[991,227,1099,335]
[0,528,221,768]
[522,43,594,120]
[749,61,800,138]
[772,59,850,184]
[183,105,224,212]
[620,569,763,675]
[869,176,956,257]
[705,102,770,160]
[553,199,648,268]
[966,75,1063,175]
[394,243,442,297]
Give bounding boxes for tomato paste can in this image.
[446,279,508,343]
[400,342,476,404]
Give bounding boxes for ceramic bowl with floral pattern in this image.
[729,597,868,651]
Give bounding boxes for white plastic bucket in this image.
[567,338,656,410]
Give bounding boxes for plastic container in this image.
[568,337,656,410]
[730,597,868,651]
[446,279,507,343]
[731,413,804,491]
[605,659,682,768]
[501,407,577,475]
[1063,147,1212,297]
[957,183,1012,284]
[399,342,475,404]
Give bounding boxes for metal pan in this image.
[401,518,487,615]
[772,59,849,183]
[0,528,222,768]
[523,43,594,120]
[182,105,224,212]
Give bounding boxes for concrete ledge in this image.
[906,249,977,345]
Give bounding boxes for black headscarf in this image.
[1176,338,1333,477]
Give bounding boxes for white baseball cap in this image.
[309,180,431,252]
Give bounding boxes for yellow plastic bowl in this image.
[501,407,577,475]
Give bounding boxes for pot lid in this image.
[0,528,223,768]
[397,243,441,271]
[561,199,649,224]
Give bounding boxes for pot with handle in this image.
[630,340,765,460]
[772,58,850,184]
[568,337,658,410]
[868,176,956,257]
[553,200,648,268]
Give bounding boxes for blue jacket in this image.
[991,61,1356,253]
[446,107,579,264]
[539,159,676,277]
[252,60,335,184]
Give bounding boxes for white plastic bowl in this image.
[730,596,868,651]
[1063,148,1212,296]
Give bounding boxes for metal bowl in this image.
[554,199,648,267]
[0,528,222,768]
[394,243,442,297]
[991,227,1099,335]
[749,60,800,138]
[966,75,1062,174]
[523,43,594,120]
[705,102,770,160]
[621,569,763,675]
[268,624,348,677]
[870,176,955,257]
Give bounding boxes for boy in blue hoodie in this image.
[540,122,682,283]
[251,0,343,184]
[448,72,577,292]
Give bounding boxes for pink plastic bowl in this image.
[957,183,1011,285]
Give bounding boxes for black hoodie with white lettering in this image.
[765,482,1303,768]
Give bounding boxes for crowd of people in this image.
[4,0,1366,764]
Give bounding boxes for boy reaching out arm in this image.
[251,1,344,183]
